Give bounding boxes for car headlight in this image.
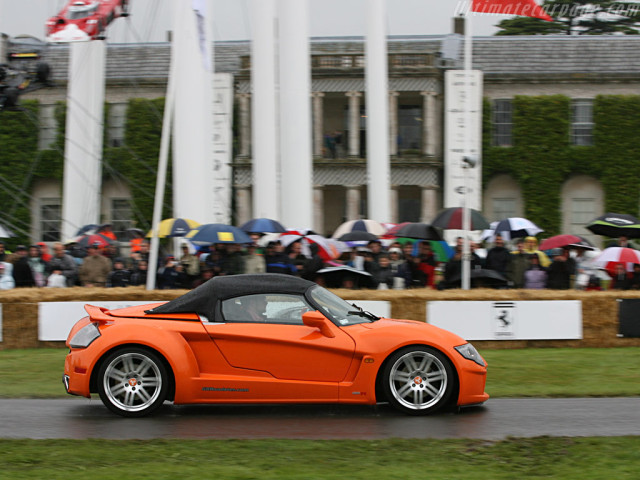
[454,343,486,367]
[69,322,101,348]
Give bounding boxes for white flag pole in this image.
[461,3,473,290]
[146,3,180,290]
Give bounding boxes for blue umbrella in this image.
[186,224,252,246]
[240,218,286,233]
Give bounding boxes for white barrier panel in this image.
[38,301,162,342]
[38,300,391,342]
[0,303,3,342]
[427,301,582,341]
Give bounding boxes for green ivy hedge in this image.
[483,94,640,237]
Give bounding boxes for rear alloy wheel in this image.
[383,346,455,415]
[98,347,168,417]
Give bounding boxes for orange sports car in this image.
[63,274,488,417]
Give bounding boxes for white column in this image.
[345,186,361,221]
[365,0,391,223]
[279,0,313,229]
[421,187,439,223]
[237,93,251,157]
[251,0,279,219]
[422,91,437,156]
[312,92,325,157]
[61,41,105,241]
[313,187,324,234]
[346,91,362,157]
[389,91,399,156]
[390,185,399,223]
[235,185,252,226]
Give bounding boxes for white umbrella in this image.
[493,217,543,241]
[0,223,17,238]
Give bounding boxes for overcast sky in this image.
[0,0,507,43]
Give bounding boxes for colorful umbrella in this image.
[148,218,200,238]
[186,224,252,245]
[493,217,543,241]
[431,207,490,231]
[381,222,411,239]
[76,233,115,249]
[280,231,343,261]
[586,213,640,239]
[539,234,594,251]
[410,240,455,262]
[394,223,443,241]
[593,247,640,273]
[332,219,387,238]
[240,218,286,234]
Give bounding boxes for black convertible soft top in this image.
[146,273,316,319]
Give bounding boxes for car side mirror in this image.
[302,311,335,338]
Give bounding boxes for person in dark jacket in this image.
[484,235,511,276]
[264,241,297,275]
[107,258,131,287]
[12,245,36,287]
[546,250,572,290]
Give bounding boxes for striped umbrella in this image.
[332,219,387,238]
[586,213,640,239]
[431,207,491,231]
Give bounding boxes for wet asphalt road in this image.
[1,397,639,440]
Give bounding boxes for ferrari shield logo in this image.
[492,302,516,337]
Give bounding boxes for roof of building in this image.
[42,35,640,85]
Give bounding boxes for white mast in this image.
[250,0,279,219]
[365,0,391,223]
[278,0,312,229]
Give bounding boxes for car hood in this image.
[345,318,468,352]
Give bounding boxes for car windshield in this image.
[308,285,378,326]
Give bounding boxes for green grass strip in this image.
[1,437,639,479]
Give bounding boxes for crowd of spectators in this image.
[1,233,639,291]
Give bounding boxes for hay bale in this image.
[3,287,640,349]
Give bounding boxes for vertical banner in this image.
[443,70,483,211]
[492,301,516,337]
[212,73,234,224]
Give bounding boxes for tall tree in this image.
[494,0,640,35]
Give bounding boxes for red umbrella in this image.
[75,233,115,249]
[593,247,640,273]
[280,231,343,261]
[381,222,411,239]
[539,234,594,251]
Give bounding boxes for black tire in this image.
[97,347,168,417]
[382,346,455,416]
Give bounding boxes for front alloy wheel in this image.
[383,346,455,415]
[97,347,168,417]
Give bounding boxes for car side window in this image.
[221,294,312,325]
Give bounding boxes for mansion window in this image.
[40,198,61,242]
[107,103,127,147]
[492,197,517,221]
[397,105,422,153]
[492,99,512,147]
[111,198,133,241]
[571,99,594,146]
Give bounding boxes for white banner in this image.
[38,301,162,342]
[428,300,582,340]
[443,70,483,211]
[212,72,234,224]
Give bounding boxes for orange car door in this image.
[204,321,355,383]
